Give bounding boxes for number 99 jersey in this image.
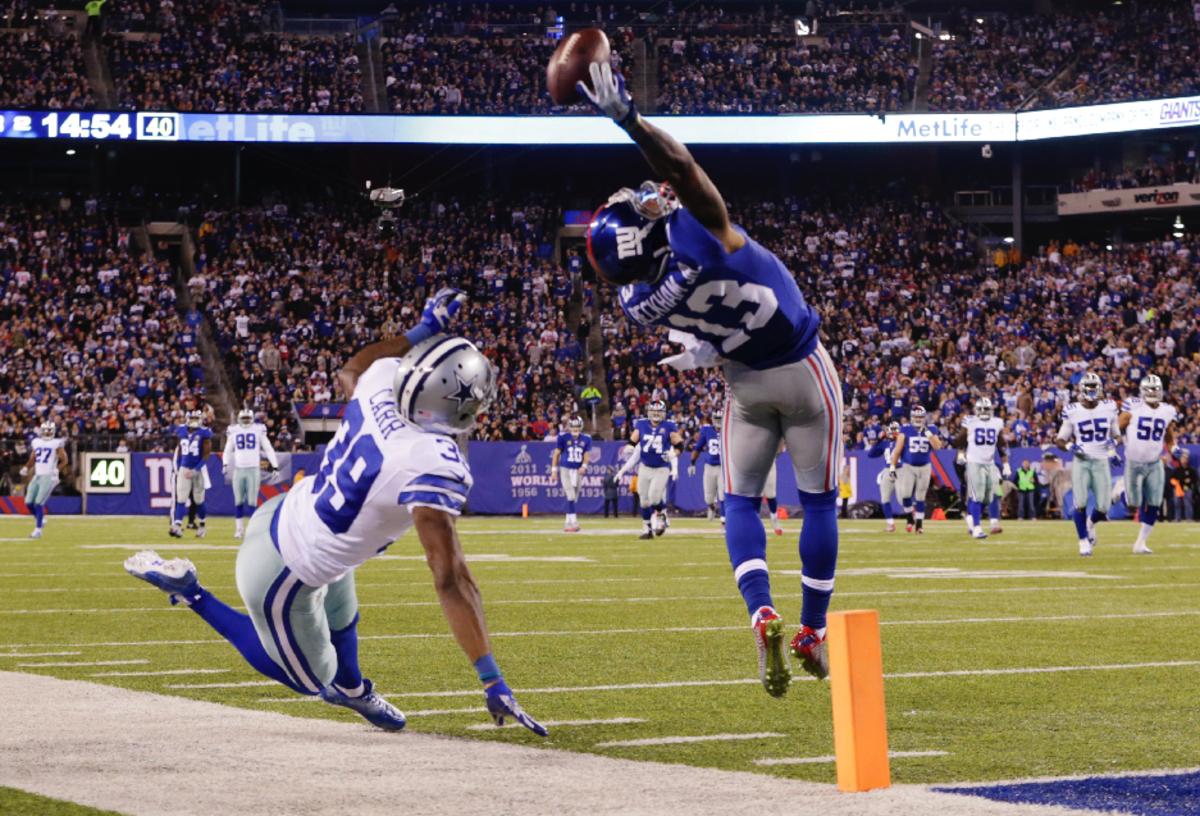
[618,207,821,371]
[1058,400,1119,459]
[276,358,473,587]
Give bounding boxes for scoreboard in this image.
[4,111,180,141]
[83,453,132,494]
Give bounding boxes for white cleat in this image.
[1079,539,1094,557]
[30,528,42,539]
[233,529,243,540]
[196,526,207,539]
[971,528,988,540]
[1132,544,1153,555]
[124,550,200,600]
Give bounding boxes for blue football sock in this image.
[641,506,653,522]
[968,499,982,528]
[243,503,254,519]
[329,614,364,692]
[1091,508,1107,525]
[1073,508,1089,539]
[915,500,926,517]
[173,502,187,525]
[567,499,576,514]
[989,497,1000,521]
[766,497,778,514]
[31,505,43,528]
[798,489,838,631]
[1142,505,1159,526]
[882,502,893,520]
[196,502,207,522]
[190,590,308,694]
[725,494,772,616]
[234,504,243,520]
[717,500,725,518]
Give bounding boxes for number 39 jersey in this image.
[618,207,821,371]
[1123,399,1177,464]
[1058,400,1119,459]
[277,358,473,587]
[963,416,1004,464]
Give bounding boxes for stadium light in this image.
[1002,236,1015,245]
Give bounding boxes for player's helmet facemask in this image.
[1139,375,1163,406]
[1080,373,1102,402]
[394,335,497,436]
[586,181,677,287]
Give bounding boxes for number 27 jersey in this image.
[618,207,821,371]
[277,358,473,587]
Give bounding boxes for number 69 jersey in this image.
[618,207,821,371]
[963,415,1004,464]
[276,358,473,587]
[1124,398,1177,464]
[1058,400,1119,459]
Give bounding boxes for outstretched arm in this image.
[578,63,743,252]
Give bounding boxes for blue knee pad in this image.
[725,494,772,615]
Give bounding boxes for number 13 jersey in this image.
[618,207,821,370]
[277,358,473,587]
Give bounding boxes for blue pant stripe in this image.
[262,568,320,693]
[279,577,323,691]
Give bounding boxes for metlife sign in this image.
[0,95,1194,145]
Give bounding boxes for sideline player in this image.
[223,408,280,539]
[618,400,682,539]
[1055,373,1120,556]
[581,63,843,695]
[125,290,546,736]
[868,422,900,531]
[889,405,942,534]
[20,421,67,539]
[171,410,212,538]
[761,453,785,537]
[955,398,1009,540]
[551,416,591,532]
[1120,375,1174,554]
[689,408,724,526]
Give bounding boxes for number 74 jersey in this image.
[276,358,473,587]
[1058,400,1119,459]
[1124,399,1177,464]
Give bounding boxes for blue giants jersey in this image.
[634,418,677,468]
[695,424,721,466]
[899,424,934,466]
[175,426,213,469]
[618,208,821,371]
[556,432,592,470]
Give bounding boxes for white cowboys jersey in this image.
[223,423,280,470]
[1058,400,1119,459]
[276,358,473,587]
[1123,399,1177,464]
[31,438,63,476]
[963,416,1004,464]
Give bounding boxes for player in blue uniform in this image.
[171,411,213,538]
[689,409,724,525]
[551,416,592,532]
[580,62,843,696]
[888,405,943,534]
[617,401,684,539]
[867,422,900,532]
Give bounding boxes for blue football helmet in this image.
[586,182,677,286]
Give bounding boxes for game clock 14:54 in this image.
[27,111,180,141]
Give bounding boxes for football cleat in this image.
[196,525,207,539]
[485,680,548,736]
[773,524,784,537]
[1132,543,1153,555]
[319,679,407,731]
[638,530,654,540]
[751,606,791,698]
[563,524,581,533]
[124,550,200,600]
[789,625,829,680]
[30,528,42,539]
[168,524,184,539]
[1079,539,1093,557]
[990,525,1003,535]
[971,528,988,540]
[1085,517,1097,547]
[905,523,914,533]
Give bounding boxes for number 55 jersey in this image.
[1059,400,1120,460]
[276,358,473,587]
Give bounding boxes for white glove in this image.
[687,464,696,477]
[1002,462,1012,478]
[19,466,28,477]
[660,331,721,371]
[887,466,898,481]
[576,62,635,126]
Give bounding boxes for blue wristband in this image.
[474,654,502,685]
[404,323,434,346]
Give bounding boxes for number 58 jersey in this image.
[1124,399,1177,464]
[618,207,821,371]
[276,358,473,587]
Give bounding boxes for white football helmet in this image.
[393,335,496,435]
[237,408,254,427]
[974,397,993,420]
[1079,372,1102,402]
[1139,374,1163,406]
[647,400,666,424]
[185,410,204,429]
[38,421,55,439]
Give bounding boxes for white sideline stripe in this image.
[597,733,786,748]
[468,718,646,731]
[755,750,949,766]
[887,660,1200,680]
[80,544,241,551]
[8,580,1200,614]
[168,680,277,689]
[6,608,1200,651]
[18,659,149,668]
[0,651,83,658]
[89,668,230,678]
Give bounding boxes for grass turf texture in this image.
[0,786,126,815]
[1,515,1198,787]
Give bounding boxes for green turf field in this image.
[2,514,1198,787]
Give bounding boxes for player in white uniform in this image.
[124,290,546,736]
[955,398,1010,540]
[20,421,67,539]
[1119,375,1176,554]
[1055,372,1121,556]
[223,409,280,539]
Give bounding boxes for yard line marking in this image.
[89,668,230,678]
[596,733,786,748]
[755,750,949,766]
[816,568,1125,580]
[80,544,241,551]
[468,717,646,731]
[0,651,83,658]
[887,660,1200,680]
[18,659,150,668]
[76,545,594,563]
[167,680,277,689]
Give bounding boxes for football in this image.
[546,27,611,105]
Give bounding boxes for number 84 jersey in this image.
[1059,400,1119,459]
[277,358,473,587]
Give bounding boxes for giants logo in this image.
[144,455,175,509]
[615,223,654,259]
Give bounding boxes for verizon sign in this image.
[1057,182,1200,216]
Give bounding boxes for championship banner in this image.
[1057,182,1200,216]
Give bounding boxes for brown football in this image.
[546,28,611,105]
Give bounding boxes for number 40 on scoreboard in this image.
[83,452,131,494]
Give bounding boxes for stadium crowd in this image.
[0,20,94,110]
[1073,148,1200,192]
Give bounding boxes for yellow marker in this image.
[827,609,890,792]
[521,502,529,518]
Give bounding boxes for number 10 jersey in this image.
[277,358,473,587]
